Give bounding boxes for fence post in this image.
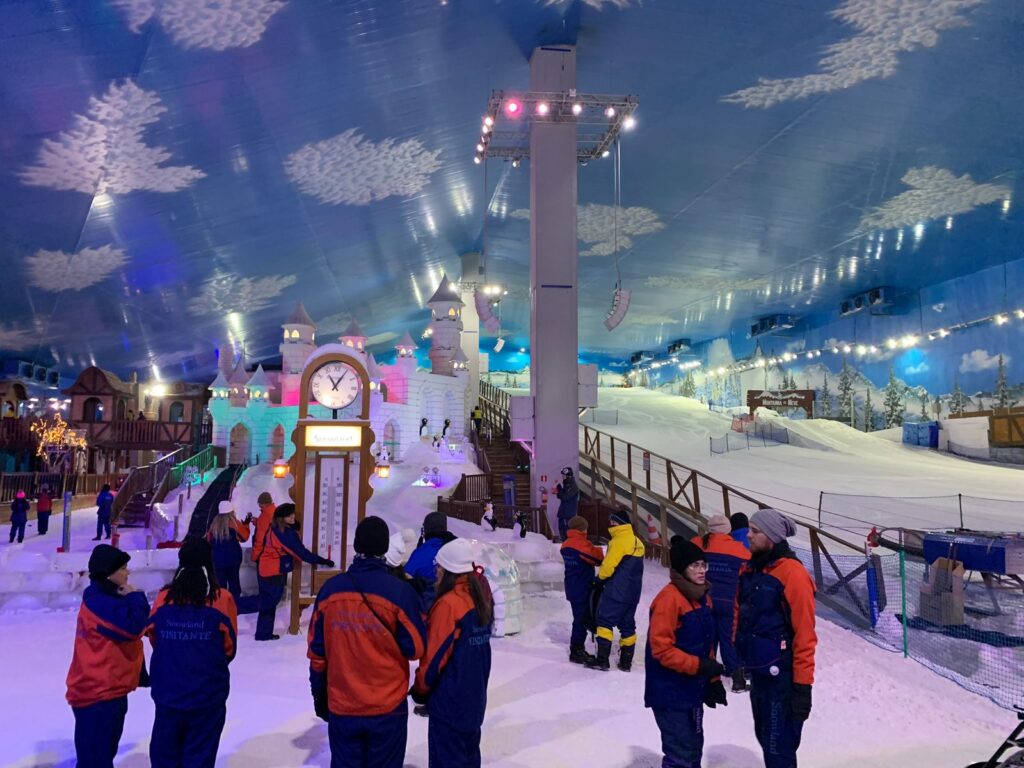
[817,491,824,528]
[61,491,73,552]
[690,471,701,516]
[957,493,964,529]
[722,486,731,518]
[626,443,633,482]
[899,549,908,658]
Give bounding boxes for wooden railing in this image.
[110,447,190,524]
[168,445,218,491]
[451,473,491,502]
[74,419,212,449]
[0,417,35,449]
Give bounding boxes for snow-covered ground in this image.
[0,560,1012,768]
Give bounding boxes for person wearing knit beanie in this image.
[645,536,724,768]
[749,508,797,546]
[88,544,132,583]
[707,515,731,534]
[405,513,457,612]
[729,512,750,549]
[560,515,605,664]
[385,528,418,571]
[354,516,390,558]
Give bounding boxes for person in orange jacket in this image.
[307,516,426,768]
[560,516,604,664]
[255,503,333,641]
[66,545,150,768]
[645,537,727,768]
[735,508,817,768]
[249,492,275,564]
[412,539,494,768]
[692,514,751,692]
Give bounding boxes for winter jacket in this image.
[258,523,331,578]
[560,530,604,604]
[731,527,750,549]
[644,582,716,711]
[735,542,817,686]
[10,497,29,524]
[96,491,115,520]
[414,577,492,731]
[208,518,250,571]
[66,581,150,708]
[556,477,580,521]
[691,532,750,610]
[36,493,53,514]
[146,588,237,710]
[250,506,275,563]
[405,533,457,610]
[308,557,426,716]
[597,523,645,609]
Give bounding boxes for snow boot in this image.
[569,645,594,665]
[617,644,635,672]
[585,638,611,671]
[731,669,748,693]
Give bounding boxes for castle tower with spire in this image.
[426,274,464,376]
[280,302,316,406]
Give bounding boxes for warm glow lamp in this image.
[272,459,289,479]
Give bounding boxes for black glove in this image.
[410,687,429,706]
[703,680,728,709]
[789,683,812,721]
[313,689,329,722]
[321,559,335,568]
[697,656,725,678]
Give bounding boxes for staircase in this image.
[480,433,531,507]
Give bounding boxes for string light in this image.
[995,314,1009,325]
[572,103,583,115]
[31,413,87,459]
[536,102,549,116]
[622,115,636,130]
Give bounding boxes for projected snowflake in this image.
[0,327,36,351]
[188,274,297,315]
[540,0,638,8]
[859,166,1010,231]
[20,81,205,195]
[285,129,442,206]
[511,204,664,257]
[724,0,986,108]
[25,245,129,292]
[112,0,286,51]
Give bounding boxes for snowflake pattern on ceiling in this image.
[539,0,638,8]
[111,0,287,51]
[25,245,129,292]
[188,273,297,315]
[644,274,768,293]
[723,0,987,108]
[511,204,664,257]
[0,327,36,351]
[20,81,205,195]
[859,166,1010,231]
[284,129,442,206]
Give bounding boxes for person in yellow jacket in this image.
[586,510,646,671]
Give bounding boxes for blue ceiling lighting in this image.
[0,0,1020,377]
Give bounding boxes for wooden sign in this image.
[746,389,815,415]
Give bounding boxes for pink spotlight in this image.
[505,99,521,117]
[536,101,549,116]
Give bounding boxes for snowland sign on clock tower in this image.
[287,344,376,634]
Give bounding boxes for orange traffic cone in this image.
[647,513,661,544]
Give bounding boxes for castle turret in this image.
[245,364,270,401]
[280,302,316,406]
[228,356,249,407]
[426,274,463,376]
[339,319,367,353]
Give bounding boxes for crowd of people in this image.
[62,482,814,768]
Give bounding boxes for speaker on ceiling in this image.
[604,288,631,331]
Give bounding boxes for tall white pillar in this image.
[528,45,579,511]
[460,252,482,411]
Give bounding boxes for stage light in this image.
[604,287,631,331]
[519,347,526,353]
[605,106,616,118]
[601,149,610,158]
[536,102,549,116]
[622,115,636,130]
[511,159,520,168]
[494,338,505,353]
[505,99,521,116]
[572,103,583,115]
[481,123,491,134]
[476,143,484,152]
[995,314,1010,325]
[473,156,481,165]
[474,289,500,333]
[484,116,494,127]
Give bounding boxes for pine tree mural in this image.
[819,373,833,418]
[864,389,875,432]
[950,376,967,416]
[883,367,905,428]
[995,354,1010,409]
[680,371,696,398]
[838,359,855,420]
[919,392,929,421]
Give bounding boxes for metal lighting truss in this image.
[477,90,639,164]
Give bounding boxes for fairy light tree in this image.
[30,413,88,473]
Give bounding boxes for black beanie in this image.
[274,502,296,519]
[609,509,631,527]
[730,512,749,531]
[88,544,130,581]
[670,536,706,574]
[179,537,213,569]
[423,511,447,537]
[354,516,390,558]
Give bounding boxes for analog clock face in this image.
[310,362,361,410]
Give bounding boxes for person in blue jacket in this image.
[404,511,456,611]
[9,490,29,543]
[645,537,727,768]
[412,538,494,768]
[555,467,580,541]
[146,538,237,768]
[730,512,750,549]
[93,484,115,541]
[560,516,604,664]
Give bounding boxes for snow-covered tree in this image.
[819,373,834,418]
[950,377,967,416]
[837,359,855,420]
[883,367,905,428]
[621,372,632,388]
[995,354,1011,409]
[679,371,696,398]
[864,389,875,432]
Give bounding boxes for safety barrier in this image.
[947,440,992,461]
[579,408,619,425]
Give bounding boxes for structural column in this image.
[460,251,482,414]
[528,45,579,517]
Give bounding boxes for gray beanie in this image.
[750,508,797,544]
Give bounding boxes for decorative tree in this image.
[863,389,875,432]
[837,359,855,421]
[621,372,632,389]
[995,354,1010,409]
[819,373,834,418]
[919,392,930,421]
[950,376,967,416]
[31,413,88,472]
[680,371,697,398]
[883,367,905,428]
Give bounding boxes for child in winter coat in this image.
[146,538,237,768]
[692,514,751,692]
[36,486,53,535]
[93,484,115,541]
[645,537,727,768]
[586,510,645,672]
[8,490,29,543]
[405,511,457,611]
[413,538,494,768]
[560,516,604,663]
[255,503,334,641]
[66,545,150,768]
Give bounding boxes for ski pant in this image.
[569,597,591,648]
[750,677,803,768]
[9,519,26,543]
[428,718,482,768]
[150,702,226,768]
[558,516,570,541]
[255,574,285,639]
[653,707,704,768]
[96,512,111,539]
[72,695,128,768]
[216,566,241,598]
[328,700,408,768]
[595,591,638,650]
[712,600,740,673]
[37,511,51,535]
